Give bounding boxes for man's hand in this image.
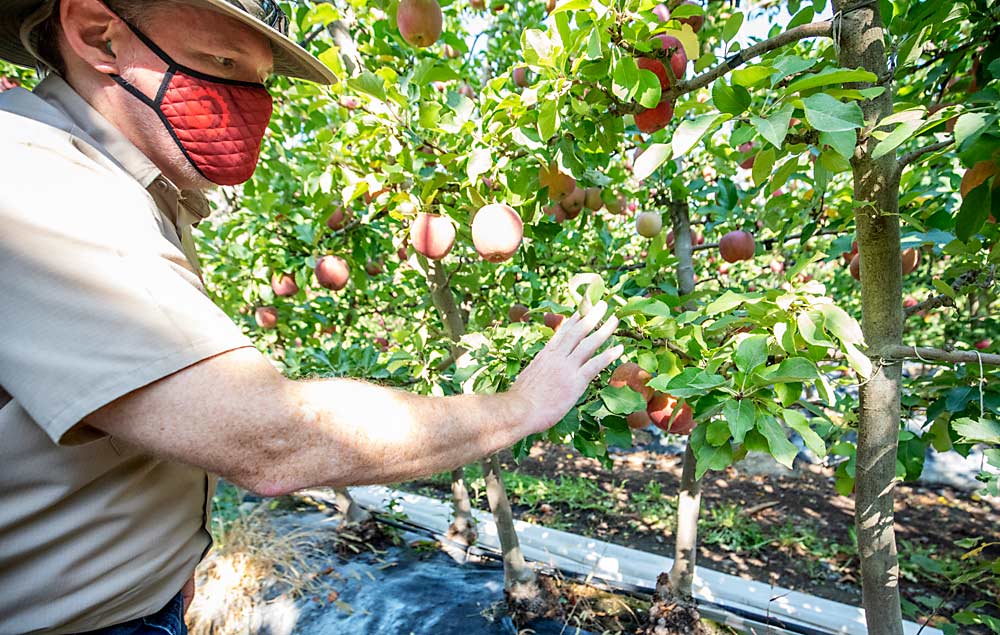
[181,575,195,617]
[512,300,623,435]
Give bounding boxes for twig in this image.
[881,345,1000,367]
[691,228,842,252]
[897,138,955,173]
[905,268,993,318]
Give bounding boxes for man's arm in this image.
[84,302,622,496]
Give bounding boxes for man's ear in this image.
[59,0,124,75]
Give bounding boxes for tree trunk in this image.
[833,3,905,634]
[648,201,706,634]
[428,262,478,547]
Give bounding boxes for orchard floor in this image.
[399,439,1000,630]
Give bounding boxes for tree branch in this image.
[692,228,842,252]
[881,345,1000,367]
[668,21,834,98]
[897,138,954,173]
[905,268,994,318]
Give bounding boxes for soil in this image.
[400,440,1000,630]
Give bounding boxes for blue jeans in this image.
[81,591,187,635]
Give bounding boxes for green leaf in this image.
[756,414,798,469]
[785,67,878,94]
[672,113,730,158]
[783,409,827,457]
[467,148,492,182]
[633,143,673,180]
[419,103,442,129]
[843,341,873,379]
[759,357,819,382]
[723,399,756,443]
[706,420,732,446]
[802,94,865,132]
[347,71,386,101]
[692,426,734,479]
[872,120,922,159]
[712,81,751,115]
[897,433,925,481]
[735,334,769,373]
[612,56,640,101]
[797,311,835,347]
[522,28,560,68]
[649,368,727,397]
[953,417,1000,444]
[636,69,663,109]
[722,12,744,41]
[538,98,561,140]
[953,113,988,149]
[602,417,633,448]
[732,65,776,87]
[705,290,752,315]
[817,303,864,345]
[600,385,649,415]
[585,27,602,61]
[752,147,776,187]
[955,183,991,242]
[750,102,794,148]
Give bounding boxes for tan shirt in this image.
[0,75,253,634]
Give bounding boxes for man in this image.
[0,1,623,633]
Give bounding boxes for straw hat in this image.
[0,0,336,84]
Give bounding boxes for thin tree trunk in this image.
[833,3,905,633]
[648,200,707,635]
[428,261,478,546]
[481,455,537,591]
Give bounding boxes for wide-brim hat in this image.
[0,0,336,84]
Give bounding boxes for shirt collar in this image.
[30,75,211,227]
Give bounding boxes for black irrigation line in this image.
[364,509,836,635]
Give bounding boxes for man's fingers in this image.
[581,343,625,379]
[546,313,580,351]
[570,315,619,363]
[560,300,608,353]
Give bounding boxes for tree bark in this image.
[833,2,905,633]
[428,262,478,546]
[481,455,537,591]
[648,201,707,635]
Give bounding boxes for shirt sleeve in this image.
[0,137,253,446]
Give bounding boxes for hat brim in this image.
[0,0,337,85]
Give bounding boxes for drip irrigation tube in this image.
[304,486,941,635]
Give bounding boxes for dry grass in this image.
[186,506,336,635]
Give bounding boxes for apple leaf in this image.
[759,357,819,382]
[466,148,492,182]
[732,65,776,88]
[752,147,776,187]
[954,113,988,149]
[782,409,826,458]
[712,80,751,115]
[648,367,726,396]
[706,420,732,446]
[692,425,734,479]
[735,334,769,373]
[600,385,649,415]
[537,98,561,140]
[633,143,673,181]
[756,413,798,469]
[722,12,744,41]
[347,71,386,101]
[636,69,663,109]
[750,102,794,148]
[612,56,639,101]
[872,120,922,159]
[953,417,1000,444]
[784,67,877,94]
[601,416,633,448]
[817,303,864,345]
[955,182,991,242]
[802,94,864,132]
[843,341,873,379]
[723,399,756,444]
[672,113,730,158]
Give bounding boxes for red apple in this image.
[627,410,653,430]
[974,339,991,350]
[512,67,530,88]
[652,3,670,21]
[547,204,568,223]
[675,1,704,32]
[472,203,523,262]
[647,392,694,434]
[410,212,456,260]
[719,230,756,262]
[254,306,278,329]
[584,187,604,211]
[539,162,577,201]
[610,362,655,402]
[635,99,675,134]
[509,304,530,323]
[365,259,384,276]
[901,248,920,275]
[903,296,919,308]
[326,207,352,231]
[559,187,586,217]
[315,255,350,290]
[850,252,861,281]
[397,0,443,47]
[271,273,299,297]
[543,312,565,331]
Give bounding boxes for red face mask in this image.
[109,12,273,186]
